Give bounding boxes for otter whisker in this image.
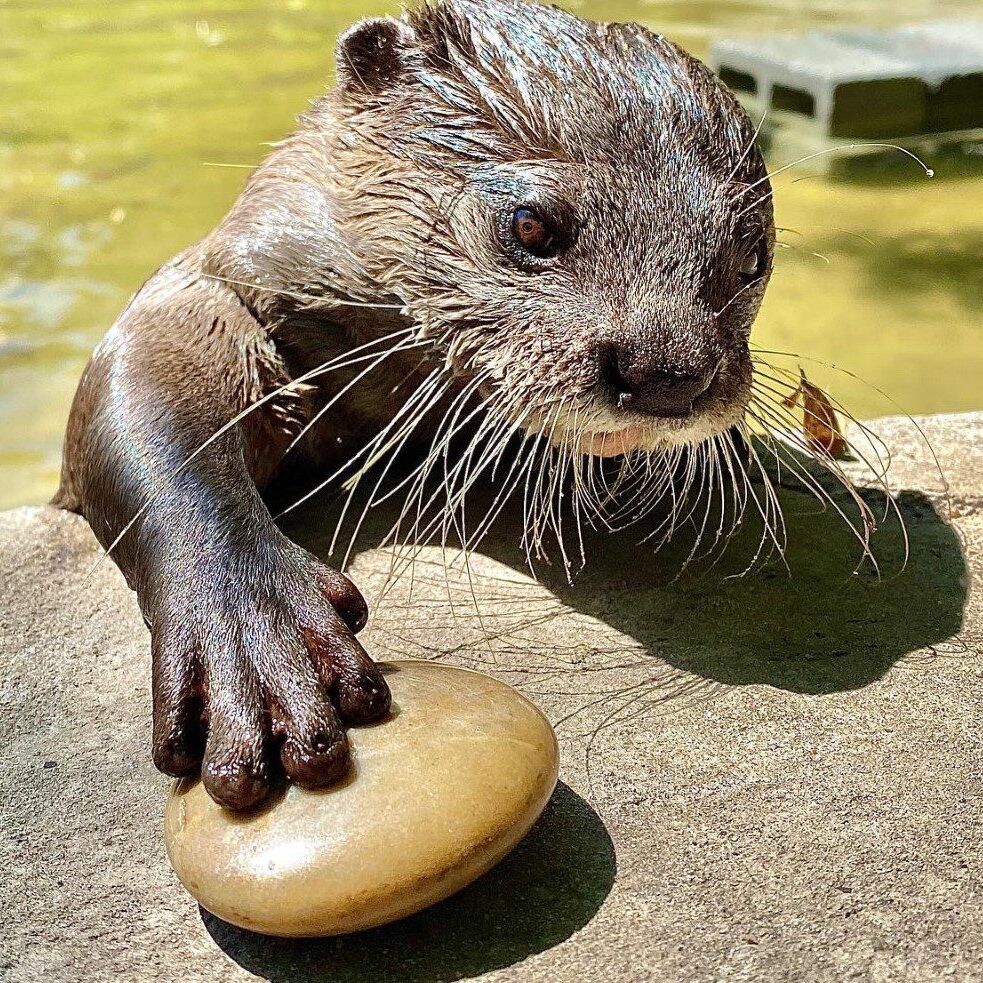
[662,445,700,546]
[446,400,537,623]
[744,421,789,545]
[735,143,934,199]
[549,421,579,579]
[749,373,893,486]
[750,344,948,503]
[673,443,709,539]
[537,405,574,568]
[602,450,674,530]
[287,367,452,553]
[695,437,735,567]
[770,241,832,264]
[426,378,502,539]
[730,421,789,575]
[362,374,485,513]
[675,443,718,576]
[696,433,746,571]
[748,359,909,548]
[636,448,690,550]
[533,405,584,577]
[197,272,407,311]
[337,368,454,575]
[280,334,430,459]
[275,362,449,525]
[458,392,530,512]
[726,109,769,184]
[754,395,909,571]
[748,371,894,492]
[428,397,539,625]
[781,225,875,246]
[461,413,539,555]
[376,371,494,591]
[750,359,899,479]
[749,396,865,500]
[520,407,562,572]
[621,450,675,539]
[745,404,884,573]
[714,276,766,318]
[437,397,511,598]
[518,404,555,567]
[720,428,752,536]
[568,417,589,573]
[736,145,933,222]
[378,371,534,594]
[702,438,728,559]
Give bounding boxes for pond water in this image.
[1,0,980,509]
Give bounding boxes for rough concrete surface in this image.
[1,413,981,982]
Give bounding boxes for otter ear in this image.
[335,17,415,96]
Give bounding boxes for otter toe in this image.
[334,647,392,724]
[281,727,351,789]
[201,755,271,811]
[200,673,271,810]
[315,567,370,634]
[153,719,203,778]
[150,629,203,777]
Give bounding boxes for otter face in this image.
[330,0,774,459]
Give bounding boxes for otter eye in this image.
[511,207,558,259]
[738,238,767,283]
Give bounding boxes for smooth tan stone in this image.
[163,660,559,937]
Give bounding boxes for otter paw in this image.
[148,546,390,810]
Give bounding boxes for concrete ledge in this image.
[1,413,981,981]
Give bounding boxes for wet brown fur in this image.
[56,0,773,810]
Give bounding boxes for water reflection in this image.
[1,0,981,508]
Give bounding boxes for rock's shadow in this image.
[203,781,615,983]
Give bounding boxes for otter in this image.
[55,0,774,811]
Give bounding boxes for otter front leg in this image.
[56,270,391,809]
[149,515,388,808]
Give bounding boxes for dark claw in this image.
[202,756,271,811]
[316,568,370,634]
[281,731,351,789]
[334,661,392,724]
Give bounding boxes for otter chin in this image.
[555,409,741,459]
[579,428,646,458]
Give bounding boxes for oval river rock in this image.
[164,660,559,937]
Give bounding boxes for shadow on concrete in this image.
[506,485,966,694]
[287,450,967,697]
[203,781,615,983]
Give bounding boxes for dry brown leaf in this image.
[781,368,849,459]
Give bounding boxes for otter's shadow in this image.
[291,445,967,696]
[202,782,615,983]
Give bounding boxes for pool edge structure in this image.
[710,21,983,171]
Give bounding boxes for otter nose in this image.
[604,350,716,418]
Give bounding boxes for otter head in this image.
[327,0,774,458]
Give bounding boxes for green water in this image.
[1,0,981,509]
